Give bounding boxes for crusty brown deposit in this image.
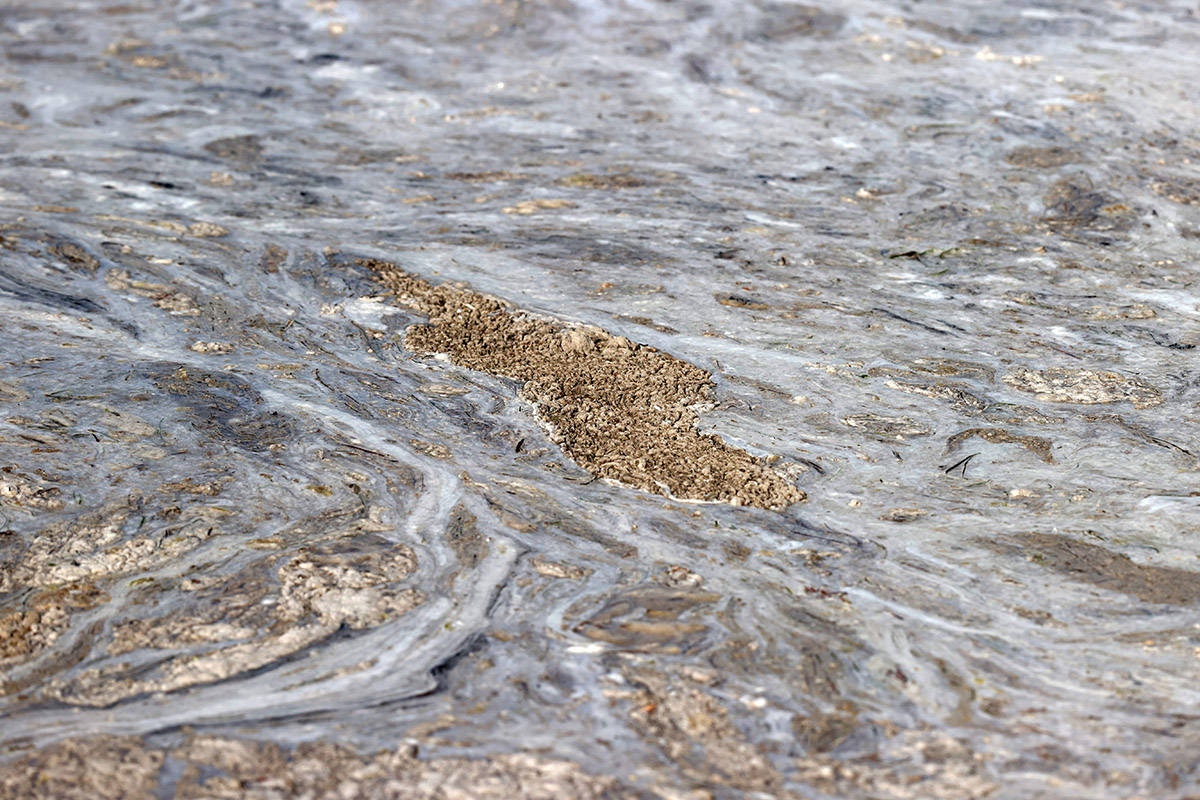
[0,734,632,800]
[362,259,804,510]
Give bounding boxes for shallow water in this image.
[2,0,1200,797]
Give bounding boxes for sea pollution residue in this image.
[3,0,1200,795]
[362,258,804,510]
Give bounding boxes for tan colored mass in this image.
[362,259,804,510]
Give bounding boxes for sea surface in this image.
[2,1,1200,797]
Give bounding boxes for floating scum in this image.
[362,259,804,510]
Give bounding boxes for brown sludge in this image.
[945,427,1054,463]
[987,533,1200,605]
[0,734,631,800]
[362,259,804,510]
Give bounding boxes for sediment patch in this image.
[362,259,804,510]
[1003,367,1162,408]
[945,427,1055,463]
[986,533,1200,604]
[0,734,631,800]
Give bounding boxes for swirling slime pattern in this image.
[2,1,1200,797]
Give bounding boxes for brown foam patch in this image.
[362,259,804,510]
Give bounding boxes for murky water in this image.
[3,1,1200,797]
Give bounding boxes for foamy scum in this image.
[2,1,1199,796]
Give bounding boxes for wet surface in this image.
[3,0,1200,797]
